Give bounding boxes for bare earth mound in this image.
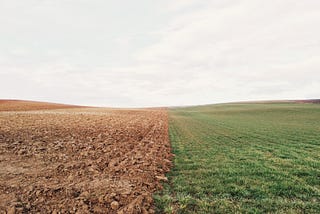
[0,107,172,213]
[0,100,82,111]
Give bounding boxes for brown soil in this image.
[0,106,172,213]
[0,100,82,112]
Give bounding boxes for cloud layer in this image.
[1,0,319,107]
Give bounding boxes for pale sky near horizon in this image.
[0,0,319,107]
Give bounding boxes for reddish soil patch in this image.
[0,100,82,111]
[0,107,172,213]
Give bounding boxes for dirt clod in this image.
[156,176,168,182]
[110,201,119,210]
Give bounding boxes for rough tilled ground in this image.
[0,106,172,213]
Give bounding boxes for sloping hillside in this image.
[0,100,82,111]
[155,102,320,213]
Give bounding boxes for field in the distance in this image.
[155,103,320,213]
[0,100,172,213]
[0,100,82,111]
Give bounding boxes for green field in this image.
[155,103,320,213]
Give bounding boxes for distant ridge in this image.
[1,99,318,111]
[226,99,320,105]
[170,99,320,108]
[0,99,84,111]
[294,99,320,104]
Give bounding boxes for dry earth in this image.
[0,101,172,214]
[0,100,82,112]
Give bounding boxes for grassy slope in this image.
[155,103,320,213]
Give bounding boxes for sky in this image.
[0,0,319,107]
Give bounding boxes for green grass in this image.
[154,103,320,213]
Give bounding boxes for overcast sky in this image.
[1,0,319,107]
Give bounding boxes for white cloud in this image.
[0,0,319,107]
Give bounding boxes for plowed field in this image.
[0,103,172,213]
[0,100,81,112]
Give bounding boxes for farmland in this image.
[1,100,320,213]
[0,100,81,112]
[155,103,320,213]
[0,101,172,213]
